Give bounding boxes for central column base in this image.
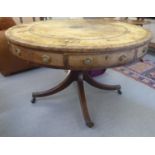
[31,71,122,128]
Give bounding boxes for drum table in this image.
[6,19,152,127]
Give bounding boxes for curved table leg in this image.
[84,72,122,94]
[77,73,94,128]
[31,71,74,103]
[31,70,122,127]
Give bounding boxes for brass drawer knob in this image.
[105,55,109,60]
[42,55,51,64]
[83,58,93,65]
[119,55,127,62]
[15,48,21,56]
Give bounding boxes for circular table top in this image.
[6,19,152,52]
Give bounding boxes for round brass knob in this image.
[119,55,127,62]
[42,55,51,64]
[104,55,109,60]
[83,57,93,65]
[15,48,21,56]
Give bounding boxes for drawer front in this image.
[11,44,64,67]
[12,45,33,61]
[10,43,148,70]
[136,44,149,58]
[68,50,136,69]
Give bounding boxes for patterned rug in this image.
[114,60,155,89]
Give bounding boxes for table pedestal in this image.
[31,71,122,128]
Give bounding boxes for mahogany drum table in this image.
[5,19,152,127]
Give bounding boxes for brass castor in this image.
[86,121,94,128]
[117,89,122,95]
[31,97,36,104]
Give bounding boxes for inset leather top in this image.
[5,19,152,53]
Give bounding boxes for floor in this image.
[0,53,155,137]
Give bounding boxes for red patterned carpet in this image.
[114,60,155,89]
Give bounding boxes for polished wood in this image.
[32,71,74,99]
[8,40,150,71]
[84,72,121,91]
[5,19,152,127]
[77,73,94,128]
[31,71,121,127]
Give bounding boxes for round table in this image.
[5,19,152,127]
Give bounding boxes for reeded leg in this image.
[77,73,94,128]
[84,72,122,94]
[31,71,74,103]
